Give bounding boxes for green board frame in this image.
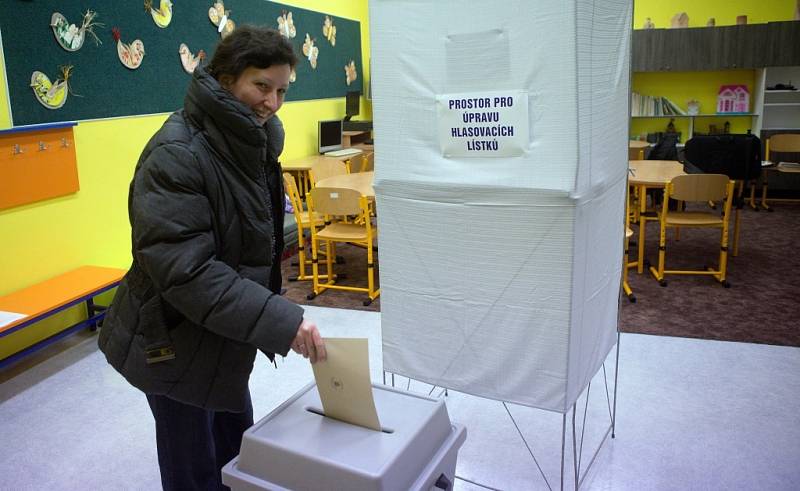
[0,1,363,126]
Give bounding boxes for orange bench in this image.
[0,266,125,369]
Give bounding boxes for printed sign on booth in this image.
[436,90,529,158]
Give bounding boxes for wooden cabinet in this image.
[632,21,800,72]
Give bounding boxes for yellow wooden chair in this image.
[283,172,329,282]
[307,186,380,306]
[622,182,636,302]
[649,174,735,287]
[309,158,349,187]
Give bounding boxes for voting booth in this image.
[371,0,631,414]
[222,383,466,491]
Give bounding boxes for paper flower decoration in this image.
[322,15,336,46]
[302,34,319,69]
[277,10,296,39]
[209,2,235,38]
[345,60,357,86]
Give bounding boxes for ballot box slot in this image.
[304,405,396,433]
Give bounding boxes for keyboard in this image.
[324,148,362,157]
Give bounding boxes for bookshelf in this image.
[754,67,800,134]
[631,113,758,141]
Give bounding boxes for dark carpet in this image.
[620,202,800,347]
[282,204,800,347]
[281,243,381,312]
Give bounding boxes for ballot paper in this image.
[311,338,381,431]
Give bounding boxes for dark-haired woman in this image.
[98,26,326,490]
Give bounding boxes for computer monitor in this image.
[344,91,360,121]
[318,120,343,154]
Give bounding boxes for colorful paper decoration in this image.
[50,10,103,52]
[179,43,205,74]
[145,0,173,28]
[277,10,296,39]
[112,28,145,70]
[322,15,336,46]
[30,66,73,110]
[344,60,357,86]
[209,2,235,38]
[302,34,318,69]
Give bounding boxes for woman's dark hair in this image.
[207,25,297,81]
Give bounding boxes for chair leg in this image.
[325,240,335,286]
[717,218,731,288]
[308,236,320,300]
[649,197,668,286]
[648,227,667,286]
[622,245,635,303]
[295,232,308,280]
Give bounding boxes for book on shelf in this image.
[631,92,687,117]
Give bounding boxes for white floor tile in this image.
[1,307,798,490]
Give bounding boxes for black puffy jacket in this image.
[98,66,303,412]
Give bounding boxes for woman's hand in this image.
[290,318,327,363]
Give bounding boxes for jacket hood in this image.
[184,66,269,179]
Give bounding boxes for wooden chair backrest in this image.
[670,174,730,202]
[309,187,364,216]
[767,134,800,158]
[282,172,304,214]
[310,159,348,186]
[360,152,375,173]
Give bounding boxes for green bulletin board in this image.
[0,1,363,126]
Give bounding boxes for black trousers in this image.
[146,392,254,491]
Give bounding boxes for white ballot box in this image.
[222,382,466,491]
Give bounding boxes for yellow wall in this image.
[633,0,796,28]
[0,0,370,357]
[631,70,757,141]
[631,1,795,141]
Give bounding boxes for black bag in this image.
[684,134,762,181]
[647,133,679,161]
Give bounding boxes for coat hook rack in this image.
[61,137,70,148]
[12,143,24,155]
[39,141,48,151]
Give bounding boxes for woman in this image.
[98,26,325,490]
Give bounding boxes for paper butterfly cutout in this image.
[145,0,173,28]
[112,28,145,69]
[345,60,357,86]
[209,1,235,38]
[30,66,74,110]
[322,15,336,46]
[50,10,103,52]
[277,10,296,39]
[302,34,319,69]
[179,43,205,74]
